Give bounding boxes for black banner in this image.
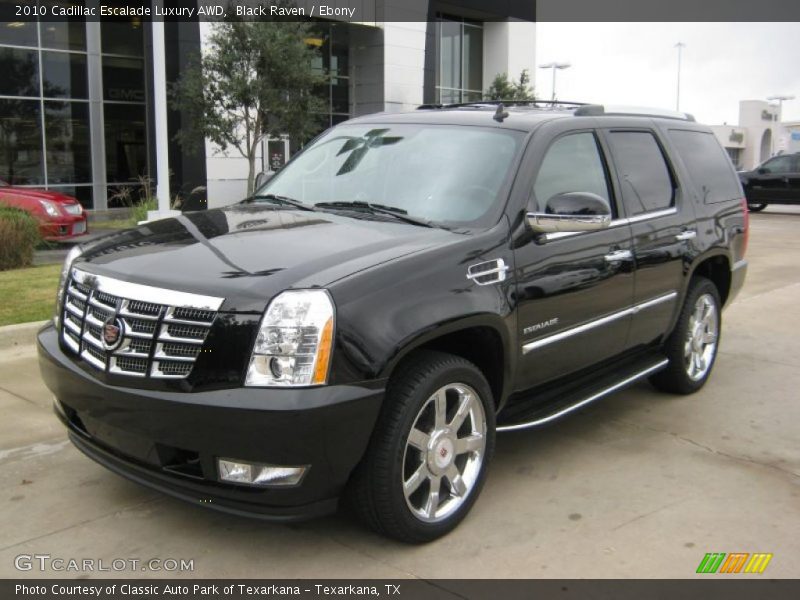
[4,580,800,600]
[1,0,800,23]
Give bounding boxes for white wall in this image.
[483,21,536,92]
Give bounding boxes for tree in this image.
[484,69,536,101]
[172,18,326,195]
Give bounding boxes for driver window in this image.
[532,132,614,215]
[762,156,792,173]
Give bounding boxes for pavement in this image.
[0,206,798,579]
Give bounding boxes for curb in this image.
[0,320,48,352]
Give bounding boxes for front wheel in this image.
[747,202,767,212]
[650,277,721,394]
[348,350,495,543]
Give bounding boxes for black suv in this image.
[38,102,748,543]
[739,152,800,211]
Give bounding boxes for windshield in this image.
[256,124,524,226]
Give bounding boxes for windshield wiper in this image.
[315,201,444,229]
[244,193,316,211]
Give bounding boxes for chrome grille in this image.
[60,268,224,380]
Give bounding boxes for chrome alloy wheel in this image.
[402,383,487,523]
[684,293,719,381]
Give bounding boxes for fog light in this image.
[217,458,307,487]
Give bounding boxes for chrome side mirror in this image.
[526,192,612,234]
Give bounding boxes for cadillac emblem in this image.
[102,317,124,351]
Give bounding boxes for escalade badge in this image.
[102,317,125,351]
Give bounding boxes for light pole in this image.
[539,62,571,102]
[674,42,686,111]
[766,95,794,155]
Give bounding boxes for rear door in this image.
[600,126,686,348]
[512,122,634,391]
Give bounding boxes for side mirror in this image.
[254,171,274,190]
[757,167,769,175]
[526,192,612,234]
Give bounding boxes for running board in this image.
[496,358,669,433]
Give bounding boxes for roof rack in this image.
[417,99,589,111]
[574,104,696,122]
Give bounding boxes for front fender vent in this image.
[467,258,510,286]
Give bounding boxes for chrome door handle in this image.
[675,230,697,241]
[604,249,633,263]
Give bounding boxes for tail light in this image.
[740,198,749,257]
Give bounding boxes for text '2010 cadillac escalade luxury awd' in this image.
[38,102,748,543]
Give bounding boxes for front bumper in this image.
[38,325,384,521]
[40,216,88,241]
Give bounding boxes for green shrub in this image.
[131,197,158,224]
[0,206,41,271]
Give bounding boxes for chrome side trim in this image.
[545,206,678,241]
[522,291,677,354]
[71,268,225,311]
[496,358,669,432]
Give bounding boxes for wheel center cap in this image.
[427,433,455,474]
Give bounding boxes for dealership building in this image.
[0,1,536,211]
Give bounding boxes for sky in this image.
[535,22,800,125]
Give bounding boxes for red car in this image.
[0,180,88,242]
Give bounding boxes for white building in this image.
[710,100,795,171]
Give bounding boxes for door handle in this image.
[675,230,697,241]
[604,249,633,263]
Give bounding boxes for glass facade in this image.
[0,2,95,205]
[0,4,149,209]
[101,19,148,207]
[435,17,483,104]
[308,22,351,141]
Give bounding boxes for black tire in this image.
[650,276,722,394]
[747,202,767,212]
[348,350,496,543]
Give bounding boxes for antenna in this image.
[493,103,509,123]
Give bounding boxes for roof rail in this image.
[574,104,696,122]
[417,99,589,111]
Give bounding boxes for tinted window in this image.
[668,130,742,204]
[760,155,793,173]
[0,47,39,97]
[533,132,612,213]
[42,52,88,99]
[608,131,673,215]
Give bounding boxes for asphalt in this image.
[0,206,798,579]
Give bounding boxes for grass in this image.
[94,218,138,230]
[0,263,61,327]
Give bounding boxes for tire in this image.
[650,276,722,394]
[747,202,767,212]
[348,350,496,543]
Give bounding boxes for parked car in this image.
[38,102,748,543]
[0,180,88,241]
[739,152,800,212]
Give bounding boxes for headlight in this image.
[54,245,84,326]
[38,199,61,218]
[245,289,335,387]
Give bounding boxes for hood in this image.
[75,204,457,312]
[0,186,80,204]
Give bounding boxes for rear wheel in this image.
[349,350,495,543]
[747,202,767,212]
[650,277,721,394]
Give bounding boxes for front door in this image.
[749,155,795,203]
[512,127,635,391]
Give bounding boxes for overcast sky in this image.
[535,22,800,125]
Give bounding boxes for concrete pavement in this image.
[1,206,798,579]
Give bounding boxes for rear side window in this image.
[532,132,612,213]
[668,130,742,204]
[607,131,674,216]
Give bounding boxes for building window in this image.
[436,17,483,104]
[0,11,95,204]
